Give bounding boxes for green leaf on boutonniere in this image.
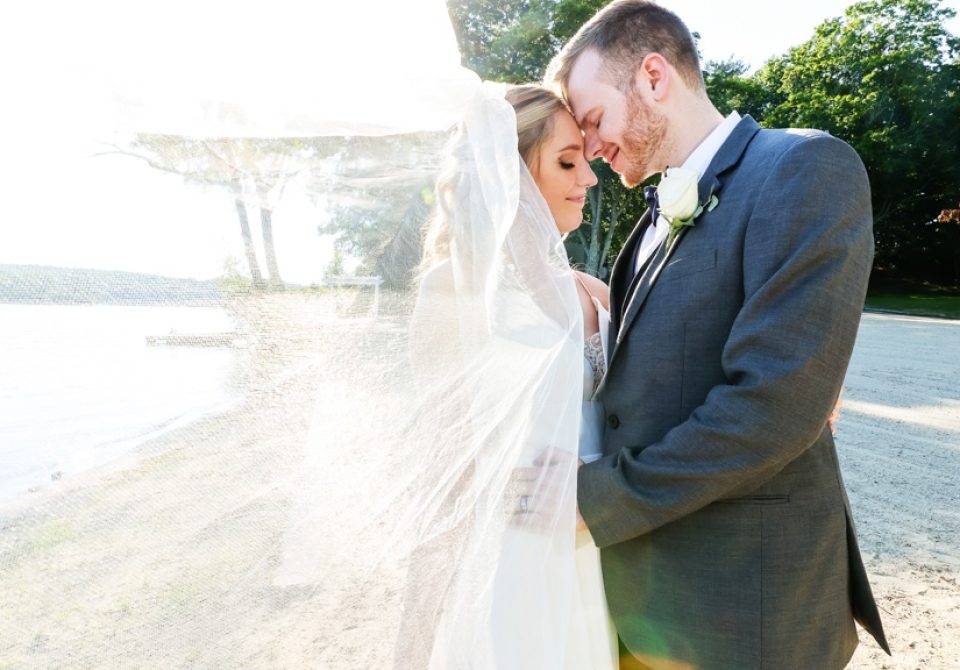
[666,194,719,245]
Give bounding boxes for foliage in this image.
[565,160,647,279]
[116,135,336,290]
[754,0,960,285]
[703,59,776,119]
[0,264,221,305]
[315,133,446,288]
[447,0,607,83]
[218,256,254,293]
[324,249,345,278]
[449,0,648,278]
[108,1,959,290]
[451,0,960,286]
[865,291,960,319]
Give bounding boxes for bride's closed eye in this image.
[560,160,576,170]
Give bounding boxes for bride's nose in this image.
[579,162,598,188]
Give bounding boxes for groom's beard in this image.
[619,90,668,189]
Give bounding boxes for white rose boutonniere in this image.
[657,166,719,244]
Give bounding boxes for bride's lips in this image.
[567,194,587,206]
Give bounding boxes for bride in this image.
[0,2,620,667]
[393,83,618,668]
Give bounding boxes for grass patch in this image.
[865,292,960,319]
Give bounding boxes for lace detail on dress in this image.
[584,331,606,393]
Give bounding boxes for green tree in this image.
[317,133,446,288]
[448,0,651,278]
[105,136,333,291]
[324,248,345,278]
[452,0,960,285]
[447,0,607,83]
[703,59,777,119]
[756,0,960,284]
[566,161,647,279]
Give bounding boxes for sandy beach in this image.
[0,298,957,669]
[0,292,392,669]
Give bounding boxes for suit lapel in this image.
[608,208,654,331]
[605,116,762,373]
[618,230,684,336]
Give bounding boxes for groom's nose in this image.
[583,131,605,161]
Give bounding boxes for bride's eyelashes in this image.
[560,160,576,170]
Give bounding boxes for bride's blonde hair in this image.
[507,84,571,171]
[418,85,570,274]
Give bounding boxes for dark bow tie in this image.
[644,185,659,223]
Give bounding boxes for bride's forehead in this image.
[547,112,584,147]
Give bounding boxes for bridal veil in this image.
[0,0,589,667]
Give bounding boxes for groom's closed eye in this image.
[578,109,600,129]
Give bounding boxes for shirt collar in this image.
[680,111,741,178]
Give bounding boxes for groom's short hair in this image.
[547,0,705,95]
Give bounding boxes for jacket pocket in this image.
[661,248,717,281]
[716,494,790,505]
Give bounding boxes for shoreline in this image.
[0,398,243,517]
[0,301,239,508]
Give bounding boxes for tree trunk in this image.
[260,207,283,290]
[585,173,604,277]
[230,180,266,291]
[598,201,621,280]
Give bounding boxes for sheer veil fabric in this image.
[274,86,589,667]
[0,1,607,667]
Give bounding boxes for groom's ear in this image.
[637,52,670,102]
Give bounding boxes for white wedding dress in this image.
[567,296,619,670]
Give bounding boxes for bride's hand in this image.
[575,508,588,532]
[504,449,578,530]
[828,390,843,435]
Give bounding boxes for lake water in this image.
[0,303,238,503]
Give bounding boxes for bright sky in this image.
[0,0,957,283]
[664,0,960,71]
[0,0,467,284]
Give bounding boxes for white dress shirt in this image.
[634,111,742,275]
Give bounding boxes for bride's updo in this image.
[419,85,570,273]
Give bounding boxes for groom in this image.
[549,2,889,668]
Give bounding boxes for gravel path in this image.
[841,313,960,669]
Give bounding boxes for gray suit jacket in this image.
[579,116,889,670]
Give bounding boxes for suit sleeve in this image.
[577,134,874,548]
